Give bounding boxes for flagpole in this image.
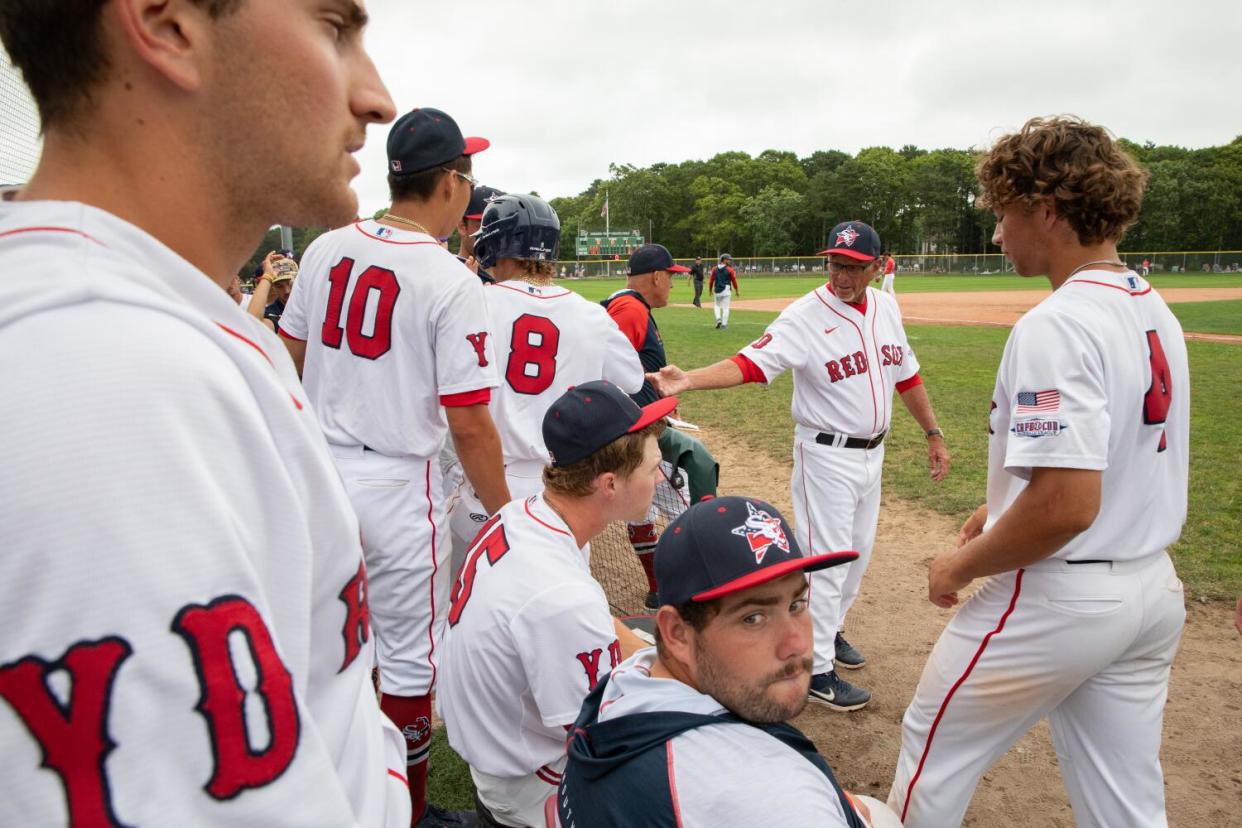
[604,190,610,278]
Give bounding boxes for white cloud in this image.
[353,0,1242,214]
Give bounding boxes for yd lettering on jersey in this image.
[0,573,372,820]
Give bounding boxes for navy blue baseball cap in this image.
[543,381,678,468]
[656,497,857,606]
[464,185,505,221]
[817,220,881,261]
[387,107,489,177]
[628,244,691,276]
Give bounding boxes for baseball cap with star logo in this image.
[816,220,881,261]
[655,496,858,606]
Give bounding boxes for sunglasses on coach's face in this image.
[828,261,871,276]
[443,168,478,188]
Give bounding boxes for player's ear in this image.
[654,606,693,663]
[592,471,618,498]
[109,0,215,93]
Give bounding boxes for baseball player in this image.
[688,255,706,307]
[279,107,507,826]
[457,183,505,283]
[711,253,740,328]
[439,381,675,827]
[889,117,1189,828]
[446,194,644,561]
[650,219,950,712]
[559,497,901,828]
[881,254,896,295]
[0,2,411,826]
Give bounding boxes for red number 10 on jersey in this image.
[321,257,401,359]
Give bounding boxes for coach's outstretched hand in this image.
[648,365,691,397]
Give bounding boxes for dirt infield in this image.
[590,426,1242,826]
[727,287,1242,343]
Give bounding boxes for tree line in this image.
[547,137,1242,259]
[246,135,1242,275]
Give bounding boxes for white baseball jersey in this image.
[279,220,498,458]
[439,495,619,792]
[483,279,643,466]
[891,269,1189,828]
[592,650,856,827]
[740,284,922,674]
[0,201,408,827]
[985,268,1190,561]
[739,285,919,437]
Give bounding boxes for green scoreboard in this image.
[575,229,644,258]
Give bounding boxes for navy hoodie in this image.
[558,670,866,827]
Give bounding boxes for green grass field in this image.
[563,272,1242,303]
[426,289,1241,814]
[647,305,1241,599]
[1168,298,1242,336]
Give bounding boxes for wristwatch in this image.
[925,428,943,439]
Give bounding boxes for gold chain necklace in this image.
[1067,259,1127,278]
[381,212,432,236]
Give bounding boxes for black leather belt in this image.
[815,430,886,450]
[1067,559,1112,565]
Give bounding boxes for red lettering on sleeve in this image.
[338,560,370,673]
[0,637,132,826]
[172,596,300,801]
[575,649,605,692]
[466,332,490,367]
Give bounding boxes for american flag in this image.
[1015,390,1060,414]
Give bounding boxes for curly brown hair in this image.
[542,420,664,498]
[976,116,1149,245]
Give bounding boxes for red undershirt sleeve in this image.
[895,373,923,394]
[606,298,647,351]
[440,388,492,407]
[730,353,768,384]
[277,328,305,342]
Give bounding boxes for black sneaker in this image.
[834,632,866,670]
[416,803,478,827]
[715,321,722,329]
[644,591,660,611]
[808,670,871,711]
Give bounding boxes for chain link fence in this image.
[553,251,1242,280]
[1,50,41,186]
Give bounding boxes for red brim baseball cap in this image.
[463,136,490,156]
[655,497,858,606]
[816,220,881,261]
[543,381,678,468]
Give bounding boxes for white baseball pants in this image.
[331,446,449,697]
[714,287,732,325]
[790,431,884,675]
[881,274,895,295]
[889,552,1185,828]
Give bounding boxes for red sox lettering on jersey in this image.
[739,287,920,437]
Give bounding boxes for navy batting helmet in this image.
[473,194,561,269]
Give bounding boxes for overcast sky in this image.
[351,0,1242,216]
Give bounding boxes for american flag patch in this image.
[1015,390,1060,414]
